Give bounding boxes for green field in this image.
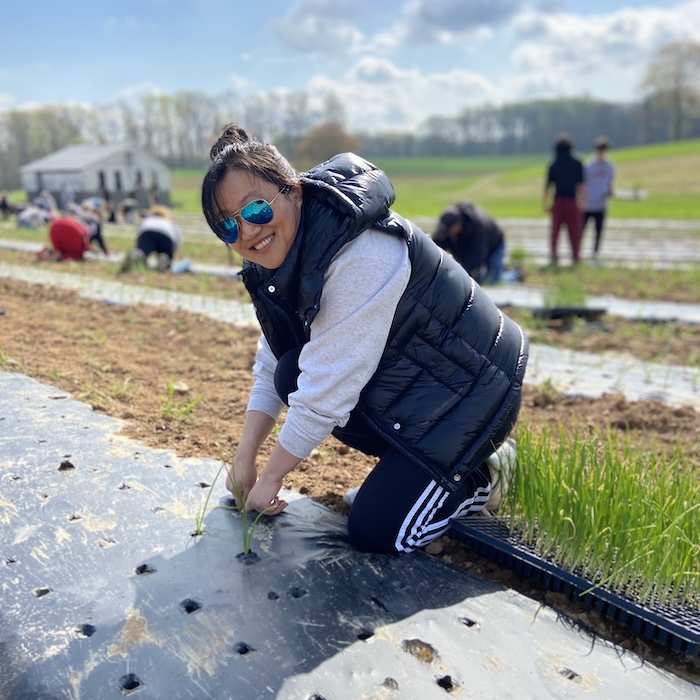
[8,139,700,220]
[169,139,700,220]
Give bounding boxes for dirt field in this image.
[1,274,698,683]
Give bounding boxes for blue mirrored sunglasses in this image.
[215,188,285,245]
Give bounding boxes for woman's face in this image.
[216,169,302,269]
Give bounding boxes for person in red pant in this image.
[542,133,586,267]
[38,216,92,261]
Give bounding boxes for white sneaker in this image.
[480,438,517,516]
[157,252,171,272]
[343,486,360,507]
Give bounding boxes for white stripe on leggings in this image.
[394,482,492,553]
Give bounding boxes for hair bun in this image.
[210,124,249,160]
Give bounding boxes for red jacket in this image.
[49,217,92,260]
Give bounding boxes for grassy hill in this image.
[372,139,700,220]
[168,138,700,221]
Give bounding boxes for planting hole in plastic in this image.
[117,673,143,695]
[179,598,202,614]
[134,563,157,575]
[75,624,97,638]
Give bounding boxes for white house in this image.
[19,144,171,208]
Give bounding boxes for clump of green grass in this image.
[542,274,587,309]
[193,451,273,556]
[505,427,700,610]
[160,379,203,421]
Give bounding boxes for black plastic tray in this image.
[449,517,700,659]
[531,306,607,321]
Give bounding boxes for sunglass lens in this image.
[241,200,274,225]
[218,217,239,244]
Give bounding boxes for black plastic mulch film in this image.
[449,517,700,659]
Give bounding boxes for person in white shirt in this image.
[582,136,615,264]
[200,124,528,554]
[119,205,182,273]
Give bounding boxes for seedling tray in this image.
[531,306,607,322]
[449,517,700,659]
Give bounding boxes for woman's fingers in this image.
[260,496,288,515]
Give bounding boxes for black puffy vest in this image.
[241,153,529,491]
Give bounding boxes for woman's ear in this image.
[290,182,303,203]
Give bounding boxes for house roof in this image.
[19,144,165,172]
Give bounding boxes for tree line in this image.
[1,40,698,190]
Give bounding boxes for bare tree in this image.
[641,40,700,140]
[294,122,361,170]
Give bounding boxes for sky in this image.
[2,0,700,133]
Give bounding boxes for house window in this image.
[115,172,122,192]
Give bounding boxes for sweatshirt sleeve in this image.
[278,228,411,459]
[246,334,285,421]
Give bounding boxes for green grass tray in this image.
[449,517,700,659]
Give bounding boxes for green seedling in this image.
[110,377,132,400]
[542,274,587,310]
[160,379,203,421]
[192,455,274,556]
[226,471,275,557]
[504,427,700,610]
[193,461,227,538]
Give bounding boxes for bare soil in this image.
[1,275,698,684]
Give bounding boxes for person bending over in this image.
[37,215,92,261]
[120,205,182,273]
[432,201,508,285]
[201,124,529,554]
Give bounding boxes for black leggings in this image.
[582,211,606,254]
[275,348,521,554]
[136,230,174,260]
[89,222,109,255]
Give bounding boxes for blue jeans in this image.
[477,241,505,285]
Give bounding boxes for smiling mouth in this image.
[252,234,274,252]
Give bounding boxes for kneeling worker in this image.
[432,201,509,285]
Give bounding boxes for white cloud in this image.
[0,93,14,110]
[307,57,496,131]
[393,0,521,45]
[507,4,700,102]
[112,82,166,102]
[228,74,256,93]
[272,0,364,55]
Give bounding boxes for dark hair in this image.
[554,132,573,154]
[594,135,610,150]
[201,124,298,237]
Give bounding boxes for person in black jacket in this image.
[543,133,586,266]
[432,201,507,284]
[201,124,528,554]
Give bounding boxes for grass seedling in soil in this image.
[160,378,203,421]
[226,474,275,561]
[193,461,227,538]
[192,454,274,559]
[542,274,587,310]
[504,426,700,611]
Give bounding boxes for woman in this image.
[38,214,92,261]
[120,205,182,273]
[202,125,528,554]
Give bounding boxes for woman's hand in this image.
[225,461,257,506]
[246,474,288,516]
